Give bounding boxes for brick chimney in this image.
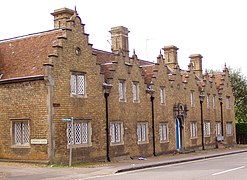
[109,26,130,56]
[51,7,74,29]
[163,45,179,69]
[189,54,203,78]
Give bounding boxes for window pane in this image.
[77,75,85,95]
[141,124,146,141]
[14,122,22,144]
[22,122,29,144]
[160,88,165,104]
[133,82,139,101]
[110,123,115,143]
[137,124,141,142]
[67,122,73,145]
[119,81,124,100]
[115,123,121,143]
[75,123,81,144]
[81,122,88,143]
[71,74,76,95]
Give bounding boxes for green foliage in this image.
[236,123,247,135]
[228,68,247,123]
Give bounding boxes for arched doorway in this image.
[173,103,188,151]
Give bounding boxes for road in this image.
[87,152,247,180]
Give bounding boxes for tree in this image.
[228,68,247,123]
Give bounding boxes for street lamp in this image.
[146,87,156,156]
[103,82,113,162]
[199,91,205,150]
[219,94,224,138]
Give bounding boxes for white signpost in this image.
[62,117,74,166]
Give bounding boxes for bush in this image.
[236,123,247,135]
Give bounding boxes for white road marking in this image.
[212,166,245,176]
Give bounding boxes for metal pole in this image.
[69,117,73,166]
[151,95,156,156]
[200,101,205,150]
[220,101,224,136]
[104,93,110,162]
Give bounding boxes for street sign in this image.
[62,118,72,122]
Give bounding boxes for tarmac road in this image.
[1,146,247,180]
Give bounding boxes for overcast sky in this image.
[1,0,247,76]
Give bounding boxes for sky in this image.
[1,0,247,76]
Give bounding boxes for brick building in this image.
[0,7,236,164]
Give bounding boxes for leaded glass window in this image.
[13,121,29,145]
[159,123,169,142]
[70,73,85,96]
[67,121,90,146]
[110,122,122,144]
[137,122,148,143]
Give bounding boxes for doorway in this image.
[175,117,181,150]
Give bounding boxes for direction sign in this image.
[62,118,72,122]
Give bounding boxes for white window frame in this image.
[216,121,221,136]
[110,122,124,145]
[137,122,148,144]
[11,120,30,147]
[70,72,86,97]
[226,96,230,109]
[204,121,211,137]
[119,80,126,102]
[67,120,92,147]
[190,91,195,107]
[212,95,216,109]
[132,81,139,103]
[159,123,169,142]
[226,122,233,136]
[160,87,166,105]
[190,122,197,138]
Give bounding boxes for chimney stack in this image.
[163,45,179,69]
[51,7,74,29]
[189,54,203,78]
[109,26,130,56]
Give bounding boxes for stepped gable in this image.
[0,30,63,80]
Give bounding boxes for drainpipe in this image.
[146,87,156,156]
[44,63,55,163]
[151,95,156,156]
[199,92,205,150]
[103,82,112,162]
[219,97,224,136]
[104,92,110,162]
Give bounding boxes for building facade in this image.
[0,7,236,164]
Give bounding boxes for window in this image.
[159,123,169,142]
[71,73,85,96]
[119,80,126,102]
[160,87,166,104]
[132,81,139,103]
[226,96,230,109]
[206,94,210,109]
[67,121,91,146]
[137,122,148,143]
[216,122,221,136]
[110,122,124,145]
[212,95,216,109]
[226,122,233,136]
[190,91,195,107]
[190,122,197,138]
[204,122,211,137]
[12,121,29,146]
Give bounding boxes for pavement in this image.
[1,145,247,179]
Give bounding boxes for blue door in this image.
[176,118,181,149]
